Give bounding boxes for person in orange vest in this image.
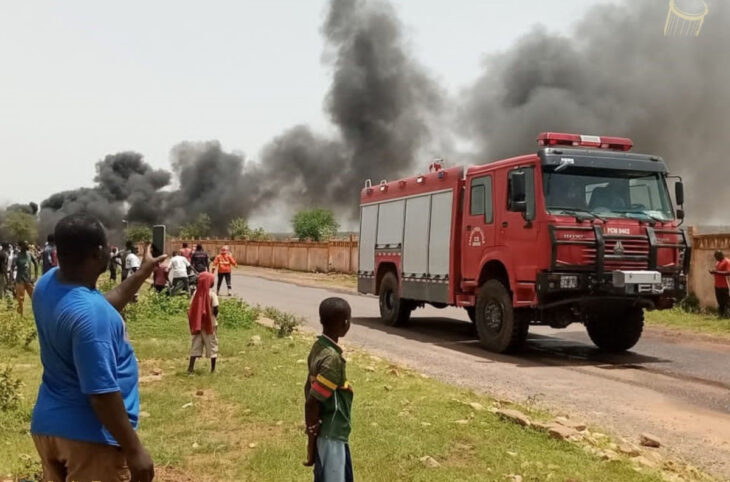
[211,246,237,296]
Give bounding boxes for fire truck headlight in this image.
[661,277,675,291]
[560,275,579,289]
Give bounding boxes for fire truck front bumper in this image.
[536,270,687,308]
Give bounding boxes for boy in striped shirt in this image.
[303,298,353,482]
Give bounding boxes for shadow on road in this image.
[352,316,671,369]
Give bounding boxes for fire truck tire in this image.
[379,272,412,326]
[475,280,527,353]
[586,306,644,352]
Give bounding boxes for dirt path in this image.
[231,270,730,479]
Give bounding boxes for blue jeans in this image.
[313,437,353,482]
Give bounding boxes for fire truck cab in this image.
[358,132,690,353]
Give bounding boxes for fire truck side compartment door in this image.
[429,191,453,277]
[359,204,379,274]
[376,200,405,248]
[403,195,430,276]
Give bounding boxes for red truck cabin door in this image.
[461,174,496,281]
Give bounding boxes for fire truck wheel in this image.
[379,272,412,326]
[586,305,644,352]
[475,280,527,353]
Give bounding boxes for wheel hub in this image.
[484,300,503,332]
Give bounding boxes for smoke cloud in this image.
[460,0,729,222]
[34,0,730,236]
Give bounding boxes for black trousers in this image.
[217,272,231,292]
[715,287,729,317]
[171,277,190,296]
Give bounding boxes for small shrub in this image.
[0,311,37,348]
[0,365,22,412]
[264,306,303,337]
[219,298,260,329]
[678,292,701,314]
[123,291,189,323]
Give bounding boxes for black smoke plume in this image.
[36,0,730,234]
[460,0,729,222]
[37,0,442,235]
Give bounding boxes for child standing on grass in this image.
[303,297,353,482]
[187,271,219,374]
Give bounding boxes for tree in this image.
[292,208,339,242]
[179,213,212,239]
[1,210,38,243]
[228,217,251,240]
[249,227,271,242]
[125,225,152,243]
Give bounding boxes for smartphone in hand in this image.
[152,225,166,258]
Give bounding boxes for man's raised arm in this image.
[105,245,166,312]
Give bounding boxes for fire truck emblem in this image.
[469,227,485,247]
[614,240,625,256]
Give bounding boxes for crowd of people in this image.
[14,214,353,481]
[0,235,58,315]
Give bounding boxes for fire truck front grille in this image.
[582,237,650,270]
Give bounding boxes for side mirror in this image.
[675,181,684,206]
[676,209,685,220]
[509,171,526,210]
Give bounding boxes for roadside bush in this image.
[263,306,303,337]
[678,292,701,313]
[123,291,189,323]
[0,365,22,412]
[219,298,260,329]
[0,311,37,349]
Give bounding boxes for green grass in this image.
[0,290,673,482]
[645,308,730,339]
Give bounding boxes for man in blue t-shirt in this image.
[31,214,166,482]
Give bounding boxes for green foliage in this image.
[1,210,37,243]
[125,225,152,243]
[180,213,212,239]
[292,208,339,242]
[678,292,701,314]
[263,306,302,337]
[218,298,260,329]
[0,311,37,349]
[0,365,22,412]
[249,227,271,241]
[228,218,270,241]
[123,290,189,323]
[228,217,251,240]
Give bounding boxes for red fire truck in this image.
[358,132,690,353]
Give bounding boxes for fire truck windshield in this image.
[543,167,675,221]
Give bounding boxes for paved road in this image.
[230,272,730,478]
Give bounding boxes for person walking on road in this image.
[710,250,730,318]
[41,234,58,274]
[168,251,192,296]
[12,241,38,315]
[186,271,219,374]
[30,213,165,482]
[191,244,209,273]
[212,246,237,296]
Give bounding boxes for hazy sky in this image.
[0,0,609,206]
